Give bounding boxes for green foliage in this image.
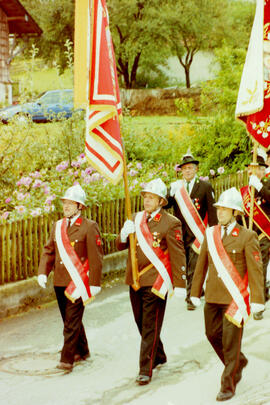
[174,43,252,174]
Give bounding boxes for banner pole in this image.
[121,137,140,291]
[249,141,258,230]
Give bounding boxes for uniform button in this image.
[181,266,185,271]
[232,250,236,253]
[75,240,78,243]
[60,261,63,264]
[182,275,186,280]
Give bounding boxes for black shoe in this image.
[74,352,90,362]
[187,302,196,311]
[153,358,167,369]
[136,375,151,385]
[216,391,234,401]
[235,358,248,385]
[253,311,264,320]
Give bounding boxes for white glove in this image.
[174,287,186,298]
[251,303,265,313]
[170,180,182,197]
[38,274,47,289]
[120,219,135,243]
[90,286,101,296]
[190,296,201,307]
[249,175,263,192]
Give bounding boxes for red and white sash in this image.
[241,185,270,240]
[55,218,93,305]
[134,211,173,299]
[206,225,250,327]
[175,181,206,253]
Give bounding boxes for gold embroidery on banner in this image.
[241,80,258,106]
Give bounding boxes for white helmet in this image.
[61,184,86,206]
[214,187,243,213]
[141,178,168,206]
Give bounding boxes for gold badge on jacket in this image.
[152,232,161,248]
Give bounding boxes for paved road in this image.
[0,283,270,405]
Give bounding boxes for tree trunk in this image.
[184,65,191,88]
[130,52,141,88]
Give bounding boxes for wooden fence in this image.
[0,171,248,285]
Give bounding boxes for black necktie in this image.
[222,225,228,240]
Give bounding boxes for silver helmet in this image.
[141,178,168,206]
[214,187,243,213]
[61,184,86,206]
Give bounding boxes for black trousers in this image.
[204,302,247,394]
[259,236,270,300]
[129,286,167,377]
[54,287,89,364]
[185,245,199,301]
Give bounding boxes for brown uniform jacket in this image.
[191,224,264,305]
[116,208,186,288]
[38,216,103,287]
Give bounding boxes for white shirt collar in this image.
[184,176,196,194]
[69,212,81,227]
[147,207,161,221]
[221,221,236,237]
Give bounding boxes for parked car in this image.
[0,89,80,123]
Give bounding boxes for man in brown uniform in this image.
[38,184,103,372]
[190,187,264,401]
[116,178,186,385]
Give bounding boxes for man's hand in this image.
[120,219,135,243]
[251,303,265,313]
[190,296,201,307]
[249,175,263,192]
[37,274,47,289]
[170,180,182,197]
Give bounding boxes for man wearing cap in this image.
[190,187,264,402]
[166,152,218,310]
[116,178,186,385]
[240,154,270,319]
[38,184,103,372]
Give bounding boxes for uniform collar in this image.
[69,212,81,227]
[221,221,236,237]
[184,176,196,194]
[147,207,161,221]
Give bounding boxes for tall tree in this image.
[164,0,227,88]
[107,0,170,88]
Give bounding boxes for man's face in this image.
[217,206,233,226]
[143,192,161,214]
[62,199,79,218]
[247,164,265,179]
[181,163,198,181]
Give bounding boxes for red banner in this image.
[236,0,270,149]
[84,0,123,184]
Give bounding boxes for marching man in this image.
[167,151,218,310]
[38,184,103,372]
[241,153,270,319]
[116,178,186,385]
[190,187,264,401]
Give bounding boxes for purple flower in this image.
[217,167,225,174]
[30,208,42,217]
[79,153,85,159]
[128,169,138,177]
[43,185,50,195]
[136,163,142,170]
[91,173,101,182]
[56,161,69,172]
[140,182,146,189]
[5,197,11,204]
[17,192,26,201]
[85,167,93,175]
[17,176,32,187]
[71,161,81,168]
[132,179,139,186]
[30,171,41,178]
[45,195,56,206]
[162,171,168,177]
[33,179,43,188]
[209,169,215,176]
[158,164,164,171]
[204,176,209,181]
[174,164,181,173]
[2,212,9,220]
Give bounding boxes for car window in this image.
[38,91,73,105]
